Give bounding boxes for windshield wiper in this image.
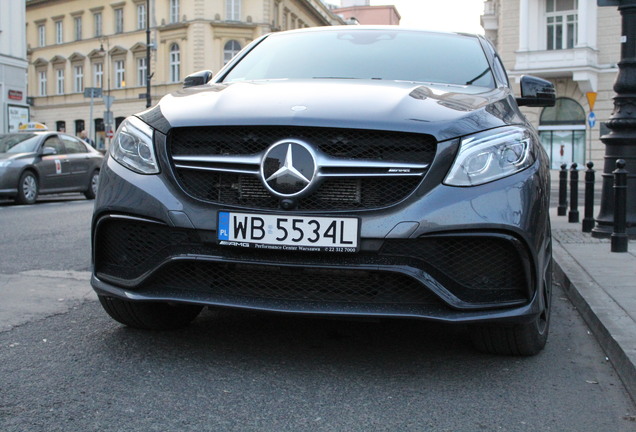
[465,68,490,85]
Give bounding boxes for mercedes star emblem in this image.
[261,139,317,197]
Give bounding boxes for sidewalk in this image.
[550,207,636,402]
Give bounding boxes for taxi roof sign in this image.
[18,122,49,132]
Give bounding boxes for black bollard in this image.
[558,163,568,216]
[568,163,579,223]
[611,160,628,253]
[582,162,595,232]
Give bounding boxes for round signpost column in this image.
[592,0,636,238]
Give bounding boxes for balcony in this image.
[513,46,600,92]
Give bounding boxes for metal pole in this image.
[582,162,595,232]
[611,159,629,252]
[569,163,579,223]
[558,163,568,216]
[89,91,94,146]
[145,0,152,108]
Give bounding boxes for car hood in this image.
[0,152,35,161]
[145,80,526,142]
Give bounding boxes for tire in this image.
[84,169,99,199]
[16,171,38,205]
[470,275,552,356]
[98,295,203,330]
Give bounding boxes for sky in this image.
[368,0,485,34]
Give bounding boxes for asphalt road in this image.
[1,195,635,431]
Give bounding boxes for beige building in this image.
[26,0,343,148]
[482,0,621,169]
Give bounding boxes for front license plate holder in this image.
[217,211,359,253]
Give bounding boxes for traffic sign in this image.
[586,92,597,112]
[106,130,114,139]
[588,112,596,128]
[84,87,102,98]
[103,95,115,110]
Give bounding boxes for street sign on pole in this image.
[586,92,597,112]
[104,111,114,125]
[83,87,102,98]
[588,112,597,128]
[103,95,115,110]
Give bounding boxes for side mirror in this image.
[183,70,214,88]
[41,147,57,156]
[516,75,556,107]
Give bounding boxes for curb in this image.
[552,242,636,403]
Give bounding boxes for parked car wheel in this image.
[16,171,38,205]
[471,278,552,356]
[84,169,100,199]
[98,295,203,330]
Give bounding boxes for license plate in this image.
[218,211,359,252]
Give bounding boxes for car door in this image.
[36,135,71,191]
[60,134,92,188]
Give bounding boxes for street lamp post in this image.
[592,0,636,238]
[99,37,113,150]
[145,0,152,108]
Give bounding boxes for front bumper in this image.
[91,150,551,324]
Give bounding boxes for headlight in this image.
[444,127,536,186]
[110,116,158,174]
[0,160,12,168]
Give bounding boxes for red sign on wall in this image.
[8,90,23,101]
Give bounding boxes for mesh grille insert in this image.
[95,219,530,306]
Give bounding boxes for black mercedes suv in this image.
[91,27,556,355]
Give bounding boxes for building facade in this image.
[482,0,621,169]
[332,4,400,25]
[0,0,29,134]
[26,0,343,148]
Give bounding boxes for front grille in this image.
[168,126,436,210]
[142,261,438,305]
[95,218,530,306]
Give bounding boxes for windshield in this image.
[222,30,495,88]
[0,134,39,153]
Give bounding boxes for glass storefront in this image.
[538,97,586,169]
[539,129,586,169]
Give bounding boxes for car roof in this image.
[268,25,482,39]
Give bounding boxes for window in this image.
[226,0,240,21]
[224,40,241,65]
[93,62,103,88]
[539,98,586,169]
[114,60,125,88]
[170,0,180,24]
[94,12,102,37]
[169,43,180,82]
[137,3,146,30]
[74,65,84,93]
[137,57,147,86]
[74,16,82,41]
[38,71,47,96]
[115,8,124,33]
[38,24,46,47]
[546,0,578,50]
[55,20,63,44]
[56,69,65,94]
[46,135,65,152]
[61,136,88,154]
[74,119,85,135]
